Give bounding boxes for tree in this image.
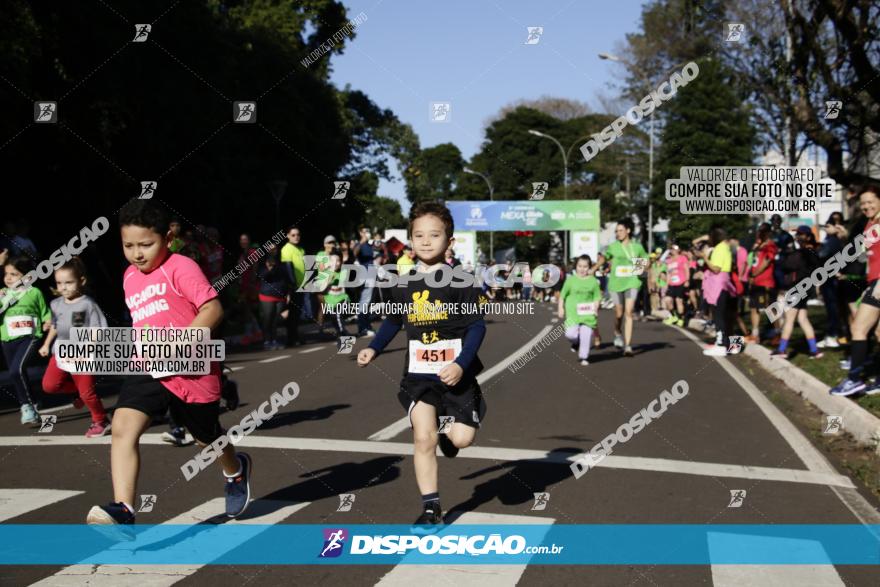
[493,96,591,123]
[404,143,465,203]
[652,58,756,242]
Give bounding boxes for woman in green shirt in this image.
[1,255,50,426]
[596,218,647,357]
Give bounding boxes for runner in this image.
[662,244,689,327]
[38,257,111,437]
[770,226,822,360]
[357,201,487,526]
[0,255,50,427]
[87,200,252,533]
[559,255,601,366]
[694,227,735,356]
[747,223,777,343]
[831,185,880,396]
[596,218,647,357]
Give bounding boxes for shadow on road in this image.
[256,403,351,430]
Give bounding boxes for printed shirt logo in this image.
[407,290,448,325]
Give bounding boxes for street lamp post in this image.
[269,180,288,231]
[598,52,656,252]
[528,129,570,263]
[463,167,494,262]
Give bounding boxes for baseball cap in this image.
[324,235,337,244]
[795,225,812,235]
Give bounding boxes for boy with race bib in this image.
[559,255,601,365]
[358,201,487,526]
[597,218,647,357]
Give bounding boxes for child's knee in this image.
[413,430,437,453]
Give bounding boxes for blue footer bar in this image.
[1,525,879,565]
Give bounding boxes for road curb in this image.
[681,316,880,450]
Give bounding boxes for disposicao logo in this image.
[319,528,348,558]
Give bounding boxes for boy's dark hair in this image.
[576,254,592,266]
[409,201,454,238]
[286,225,300,234]
[617,217,635,234]
[709,225,727,246]
[119,200,170,236]
[4,254,35,275]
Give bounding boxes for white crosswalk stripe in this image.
[32,499,310,586]
[0,488,83,523]
[375,512,555,585]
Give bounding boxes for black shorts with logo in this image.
[861,280,880,309]
[114,376,224,444]
[398,375,487,429]
[841,278,868,305]
[666,285,686,299]
[749,285,771,310]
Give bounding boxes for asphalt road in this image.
[1,302,879,586]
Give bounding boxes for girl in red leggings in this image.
[38,258,110,437]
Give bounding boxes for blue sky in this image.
[329,0,645,212]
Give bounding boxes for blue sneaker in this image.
[86,502,136,541]
[225,452,252,518]
[20,404,40,427]
[829,378,866,397]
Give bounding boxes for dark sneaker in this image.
[829,378,866,397]
[413,502,443,530]
[86,502,135,541]
[221,377,240,411]
[161,427,192,447]
[769,350,789,359]
[809,351,824,360]
[865,381,880,396]
[225,452,252,518]
[438,433,459,458]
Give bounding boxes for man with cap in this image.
[314,235,340,337]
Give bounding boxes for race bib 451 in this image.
[408,339,462,374]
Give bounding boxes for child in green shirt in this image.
[1,256,50,426]
[559,255,602,365]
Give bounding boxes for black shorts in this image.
[749,285,771,309]
[841,278,868,305]
[115,376,224,444]
[861,280,880,309]
[398,375,487,429]
[666,285,685,299]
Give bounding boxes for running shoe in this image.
[809,351,824,360]
[623,345,634,357]
[86,502,135,541]
[769,350,789,359]
[613,334,624,349]
[161,427,193,447]
[73,397,85,410]
[674,318,685,327]
[829,378,866,396]
[817,337,840,349]
[570,344,577,353]
[703,345,728,357]
[663,315,677,325]
[86,420,111,438]
[438,433,459,458]
[225,452,253,518]
[413,502,443,526]
[865,382,880,396]
[20,404,39,427]
[580,359,589,366]
[839,358,851,370]
[358,329,376,338]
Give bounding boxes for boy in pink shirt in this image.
[87,201,252,534]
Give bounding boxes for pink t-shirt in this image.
[123,253,221,403]
[665,255,689,286]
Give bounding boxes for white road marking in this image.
[38,403,75,415]
[367,325,554,441]
[676,325,880,525]
[1,435,854,488]
[299,346,325,354]
[550,318,559,323]
[375,511,555,585]
[0,488,83,523]
[257,355,291,363]
[708,531,844,586]
[228,366,245,372]
[33,499,310,586]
